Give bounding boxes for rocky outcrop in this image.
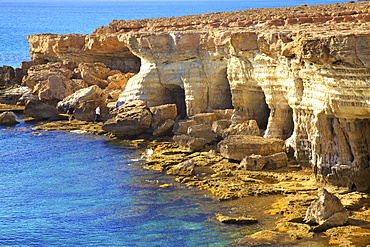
[23,1,370,191]
[0,86,31,105]
[56,85,106,121]
[0,66,24,86]
[24,99,59,119]
[218,135,286,161]
[166,159,195,176]
[239,152,288,171]
[102,100,152,137]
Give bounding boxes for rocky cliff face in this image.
[25,2,370,191]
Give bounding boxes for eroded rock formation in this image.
[15,2,370,191]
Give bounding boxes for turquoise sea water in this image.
[0,121,281,246]
[0,0,347,246]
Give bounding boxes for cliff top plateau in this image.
[94,1,370,35]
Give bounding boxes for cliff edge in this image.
[19,1,370,192]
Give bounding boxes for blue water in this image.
[0,122,281,246]
[0,0,346,246]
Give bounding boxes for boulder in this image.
[304,188,349,232]
[0,111,19,126]
[150,104,178,129]
[212,119,232,137]
[217,135,287,161]
[102,100,152,137]
[167,159,195,176]
[75,62,116,89]
[173,119,196,135]
[239,152,288,170]
[190,113,218,125]
[24,100,59,119]
[187,124,217,143]
[221,120,261,139]
[153,119,175,137]
[173,134,208,152]
[56,85,105,121]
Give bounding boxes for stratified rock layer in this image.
[26,2,370,191]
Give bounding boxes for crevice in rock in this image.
[260,93,270,130]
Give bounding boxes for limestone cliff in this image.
[26,2,370,191]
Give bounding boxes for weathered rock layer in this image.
[11,2,370,191]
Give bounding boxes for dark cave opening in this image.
[166,85,186,119]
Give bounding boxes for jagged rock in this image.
[17,91,38,105]
[187,124,217,143]
[102,100,152,137]
[153,119,175,137]
[173,119,197,135]
[149,104,177,130]
[0,86,31,105]
[212,119,232,137]
[304,188,349,231]
[221,120,261,139]
[75,62,116,89]
[239,152,288,171]
[173,134,208,152]
[167,159,195,176]
[56,85,105,121]
[24,100,59,119]
[0,66,24,86]
[218,135,286,161]
[23,63,87,103]
[0,111,19,126]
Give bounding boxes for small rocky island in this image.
[1,1,370,245]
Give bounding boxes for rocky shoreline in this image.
[7,115,366,246]
[1,1,370,245]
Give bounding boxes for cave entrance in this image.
[166,85,186,119]
[108,53,141,73]
[208,68,233,111]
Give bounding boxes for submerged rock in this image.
[216,213,258,225]
[0,111,18,126]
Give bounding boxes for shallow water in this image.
[0,122,282,246]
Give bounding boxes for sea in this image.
[0,0,346,246]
